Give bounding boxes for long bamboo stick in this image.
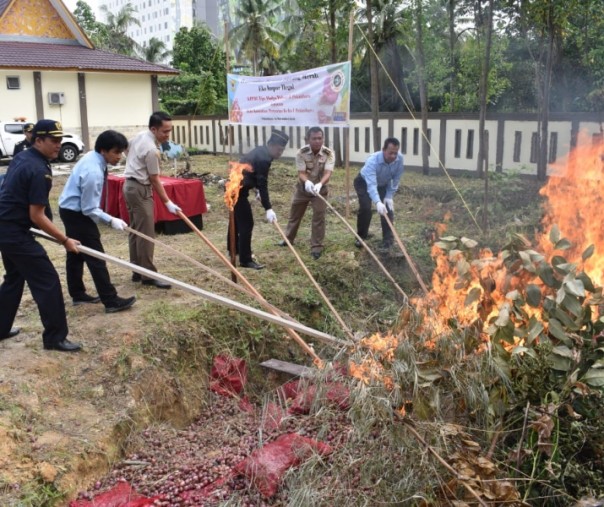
[124,225,307,326]
[272,221,356,343]
[314,193,409,302]
[31,228,343,349]
[382,214,429,295]
[225,23,238,283]
[174,211,351,364]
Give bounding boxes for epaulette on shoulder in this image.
[300,146,311,154]
[322,146,334,155]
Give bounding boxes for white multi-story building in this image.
[102,0,219,56]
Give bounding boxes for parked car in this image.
[0,120,85,163]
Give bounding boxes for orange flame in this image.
[538,134,604,285]
[349,136,604,389]
[349,332,397,390]
[224,161,252,211]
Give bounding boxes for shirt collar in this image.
[91,150,106,167]
[145,129,159,147]
[378,151,399,165]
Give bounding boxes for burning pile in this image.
[345,138,604,504]
[538,136,604,285]
[351,136,604,383]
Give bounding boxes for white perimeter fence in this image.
[171,112,604,176]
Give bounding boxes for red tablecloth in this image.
[102,175,206,224]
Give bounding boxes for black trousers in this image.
[0,230,68,346]
[227,189,254,264]
[59,208,117,304]
[354,174,394,243]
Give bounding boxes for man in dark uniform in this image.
[227,129,289,270]
[279,127,335,260]
[0,119,82,352]
[13,122,34,156]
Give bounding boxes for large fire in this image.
[224,161,251,211]
[350,136,604,384]
[538,135,604,285]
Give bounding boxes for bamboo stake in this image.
[124,225,306,326]
[272,221,356,343]
[225,21,238,283]
[175,211,349,364]
[314,193,409,302]
[382,214,429,295]
[30,228,341,348]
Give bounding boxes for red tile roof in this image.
[0,41,179,74]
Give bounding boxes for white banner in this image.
[227,62,351,127]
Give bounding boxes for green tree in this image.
[98,3,140,56]
[73,1,109,47]
[476,0,495,178]
[557,0,604,111]
[159,72,225,116]
[362,0,381,151]
[160,25,227,116]
[140,37,171,63]
[357,0,414,112]
[229,0,285,75]
[171,25,225,77]
[509,0,578,179]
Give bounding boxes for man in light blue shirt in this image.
[58,130,136,314]
[354,138,404,249]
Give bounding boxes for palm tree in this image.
[357,0,414,112]
[141,37,171,63]
[229,0,285,75]
[99,3,140,56]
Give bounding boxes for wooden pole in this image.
[124,225,306,326]
[273,221,356,342]
[382,214,429,295]
[225,22,238,282]
[345,11,354,219]
[30,228,342,349]
[314,194,409,301]
[174,212,353,362]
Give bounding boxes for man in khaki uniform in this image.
[123,111,181,289]
[279,127,335,260]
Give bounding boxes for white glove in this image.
[110,217,128,231]
[376,202,388,216]
[313,182,323,195]
[165,200,181,215]
[304,180,315,194]
[384,198,394,212]
[266,209,277,223]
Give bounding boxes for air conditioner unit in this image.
[48,92,65,105]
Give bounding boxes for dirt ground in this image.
[0,153,544,505]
